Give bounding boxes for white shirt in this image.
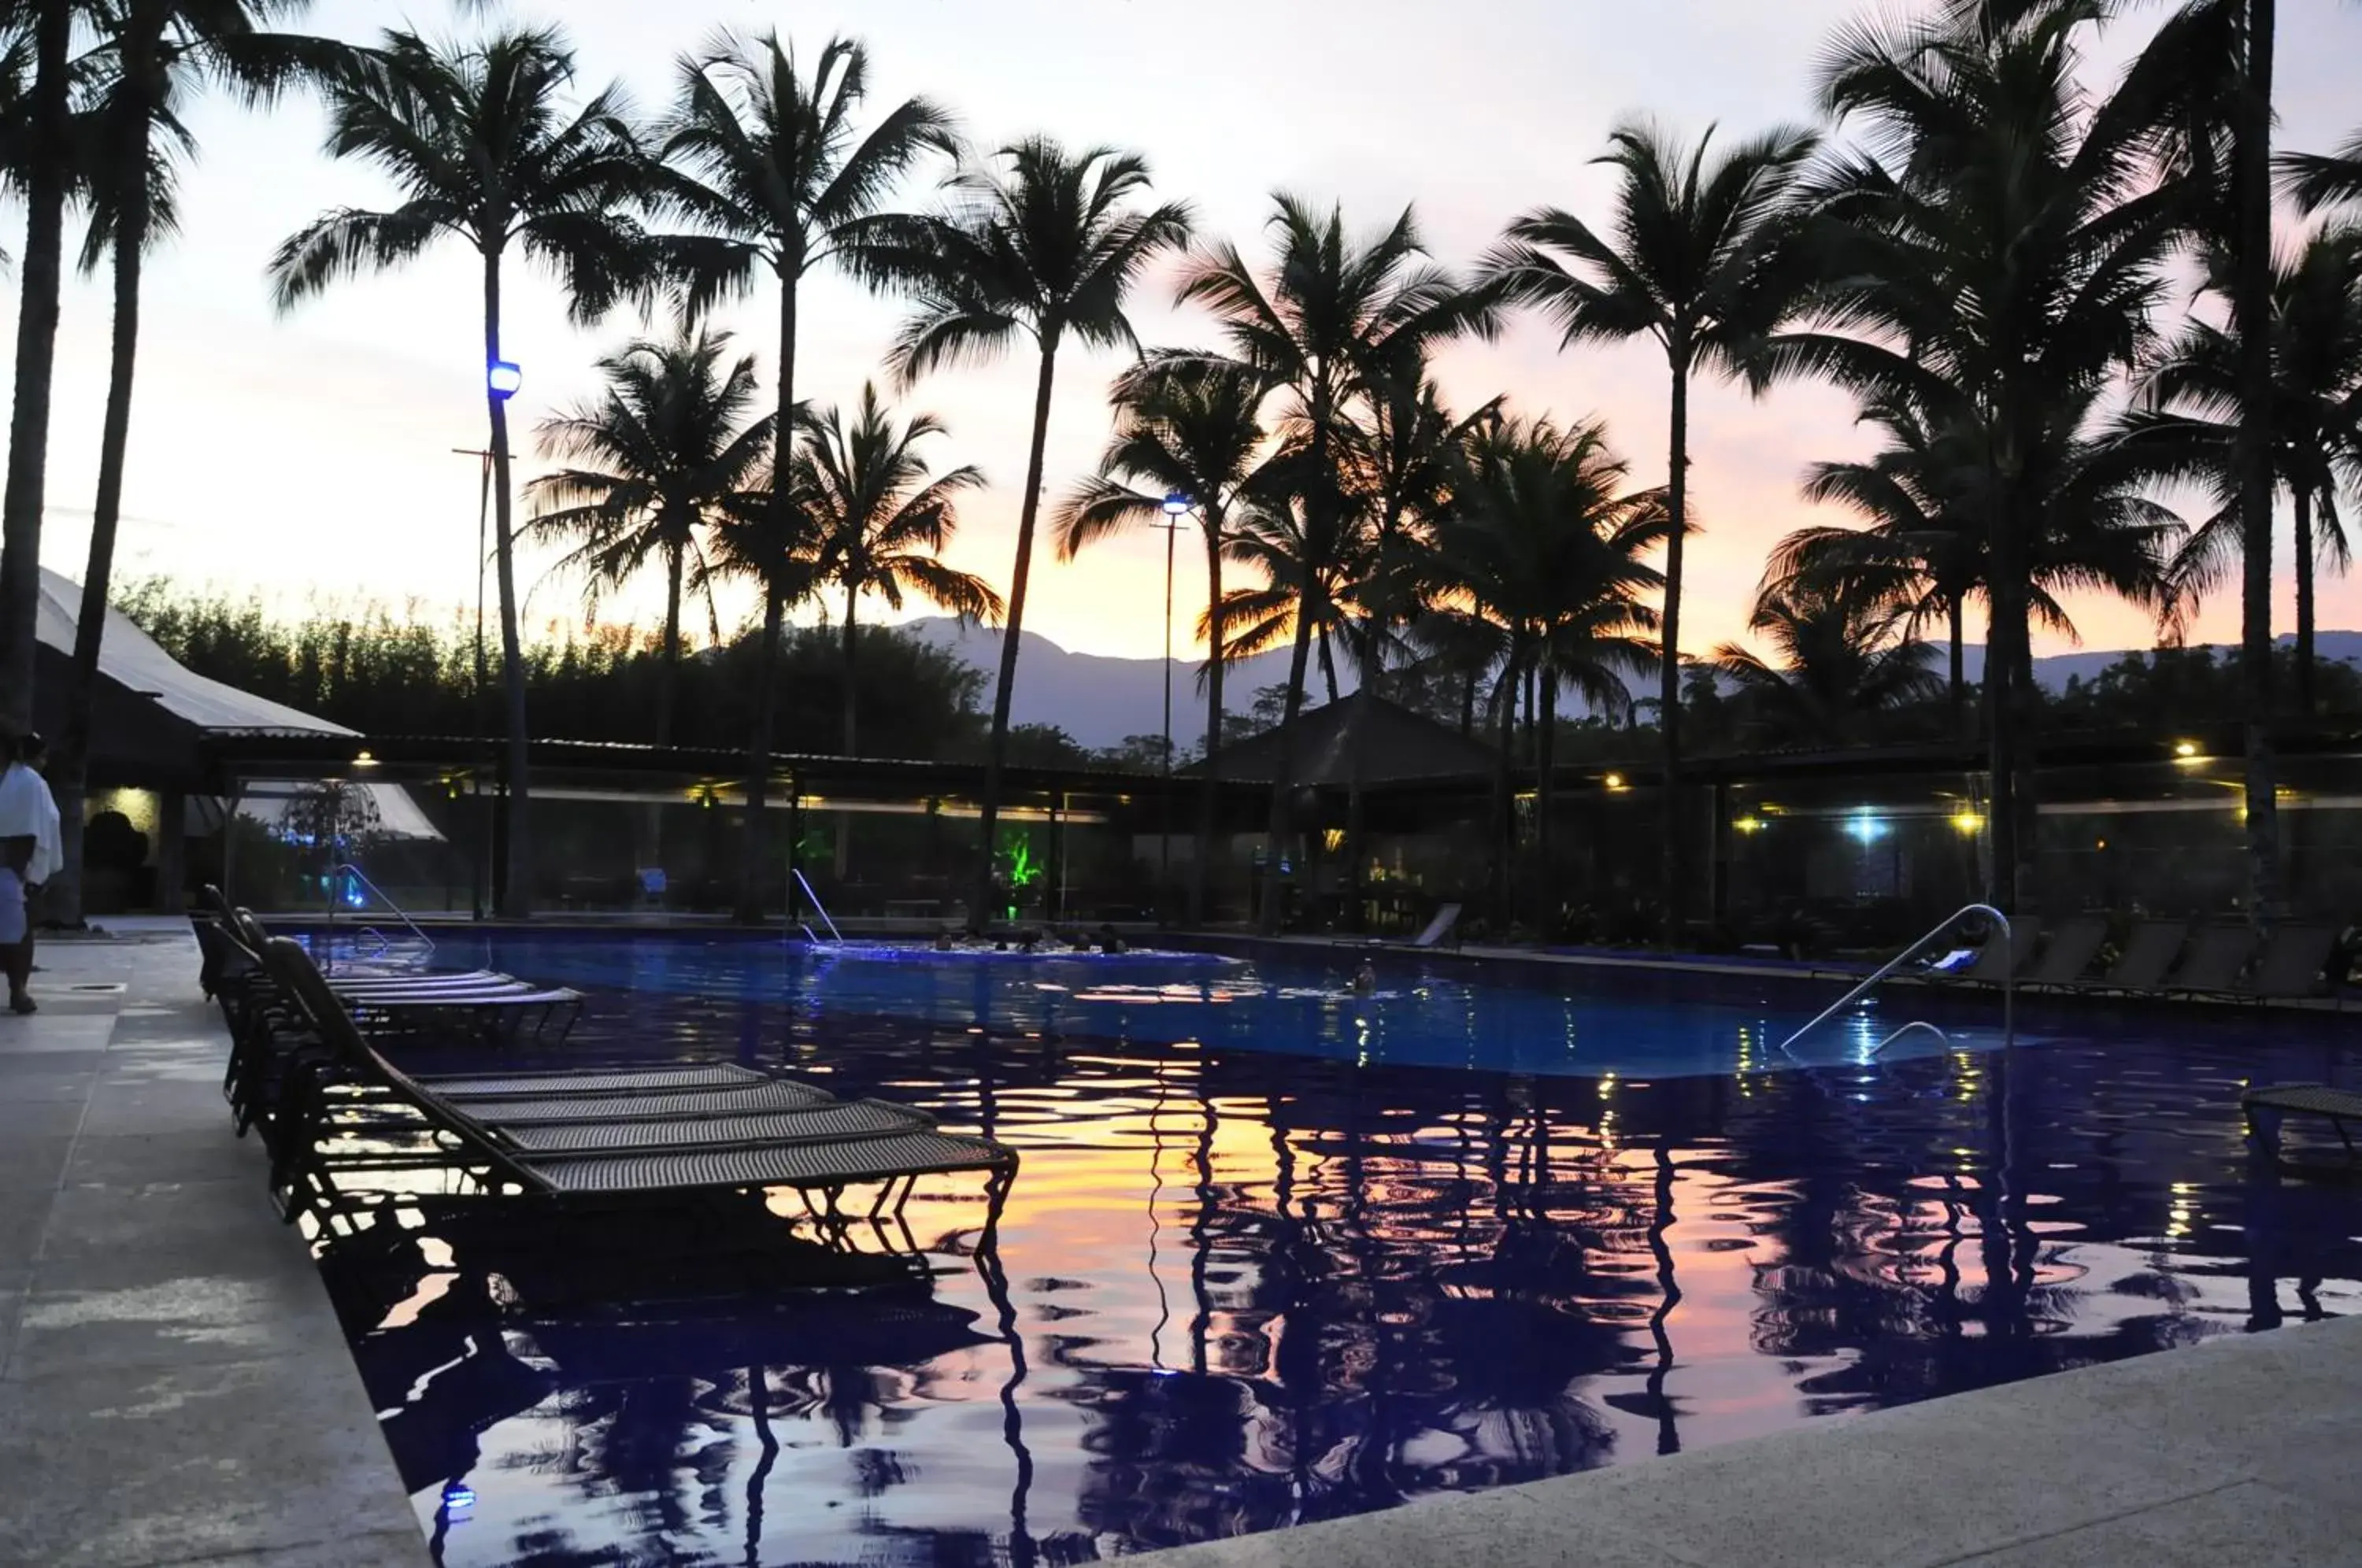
[0,762,61,884]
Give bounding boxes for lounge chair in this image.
[2066,918,2188,996]
[254,937,1016,1233]
[2242,1083,2362,1166]
[1409,902,1464,949]
[226,907,583,1041]
[2164,923,2260,997]
[1930,915,2040,988]
[2238,922,2340,1003]
[2020,915,2108,990]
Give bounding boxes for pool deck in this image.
[1135,1311,2362,1568]
[0,921,428,1568]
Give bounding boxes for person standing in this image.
[0,729,61,1015]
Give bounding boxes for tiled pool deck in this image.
[6,919,2359,1567]
[0,922,425,1568]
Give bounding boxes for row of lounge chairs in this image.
[1928,914,2342,1003]
[190,900,1018,1241]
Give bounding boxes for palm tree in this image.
[2284,129,2362,213]
[2116,229,2362,714]
[1483,117,1816,939]
[652,30,951,920]
[858,136,1191,930]
[1427,415,1663,923]
[1053,356,1264,921]
[523,325,773,748]
[1172,196,1490,930]
[0,0,78,734]
[1757,0,2183,914]
[1711,579,1941,748]
[48,0,328,925]
[269,24,652,918]
[798,382,999,756]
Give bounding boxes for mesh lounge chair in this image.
[1409,902,1463,949]
[2021,915,2108,990]
[227,907,583,1041]
[1930,915,2041,987]
[2242,1083,2362,1165]
[2165,923,2260,997]
[256,938,1016,1232]
[2066,918,2188,996]
[2239,922,2340,1003]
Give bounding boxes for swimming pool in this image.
[324,933,2362,1566]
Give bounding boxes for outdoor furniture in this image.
[1409,902,1464,949]
[2242,1083,2362,1166]
[2020,915,2108,990]
[2240,922,2340,1003]
[254,937,1018,1236]
[224,906,583,1041]
[2165,923,2260,997]
[2066,918,2188,996]
[1930,915,2041,988]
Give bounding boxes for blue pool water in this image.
[323,934,2362,1566]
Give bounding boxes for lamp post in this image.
[471,357,519,917]
[1158,492,1192,916]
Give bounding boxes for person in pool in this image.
[933,930,955,952]
[1350,960,1379,996]
[1096,923,1127,956]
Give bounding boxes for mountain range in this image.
[898,616,2362,751]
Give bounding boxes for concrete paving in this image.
[0,923,427,1568]
[1134,1311,2362,1568]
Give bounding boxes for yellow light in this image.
[1603,772,1627,791]
[352,750,378,768]
[1733,815,1765,834]
[1949,809,1985,834]
[2174,740,2199,759]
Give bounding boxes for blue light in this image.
[1849,810,1884,845]
[442,1482,475,1513]
[487,360,522,398]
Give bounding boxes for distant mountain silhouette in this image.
[896,615,2362,750]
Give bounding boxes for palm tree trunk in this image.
[1317,619,1339,705]
[2236,0,2281,922]
[1460,668,1475,737]
[55,100,156,928]
[1537,671,1558,900]
[739,276,801,923]
[0,0,72,734]
[1490,652,1518,925]
[1948,596,1966,738]
[1259,571,1318,935]
[1191,520,1224,925]
[971,334,1061,934]
[658,542,683,749]
[1660,357,1691,945]
[842,582,860,756]
[485,251,531,919]
[2294,486,2315,716]
[745,586,784,893]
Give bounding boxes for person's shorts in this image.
[0,869,24,946]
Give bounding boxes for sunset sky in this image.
[17,0,2362,682]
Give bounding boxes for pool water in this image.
[324,934,2362,1566]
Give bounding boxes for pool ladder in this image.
[321,862,439,974]
[1778,903,2015,1063]
[793,868,844,944]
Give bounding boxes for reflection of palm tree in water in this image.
[1643,1141,1683,1457]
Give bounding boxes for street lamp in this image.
[487,360,523,399]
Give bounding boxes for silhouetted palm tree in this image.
[1712,579,1940,748]
[1055,356,1265,920]
[798,382,999,756]
[653,29,952,919]
[2284,129,2362,213]
[1484,118,1816,938]
[524,325,773,747]
[1427,415,1664,919]
[46,0,326,923]
[2117,229,2362,713]
[1759,0,2181,912]
[859,135,1191,929]
[270,23,651,916]
[0,0,79,733]
[1174,197,1490,928]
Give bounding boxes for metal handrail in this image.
[328,862,438,963]
[1779,902,2013,1060]
[793,869,844,944]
